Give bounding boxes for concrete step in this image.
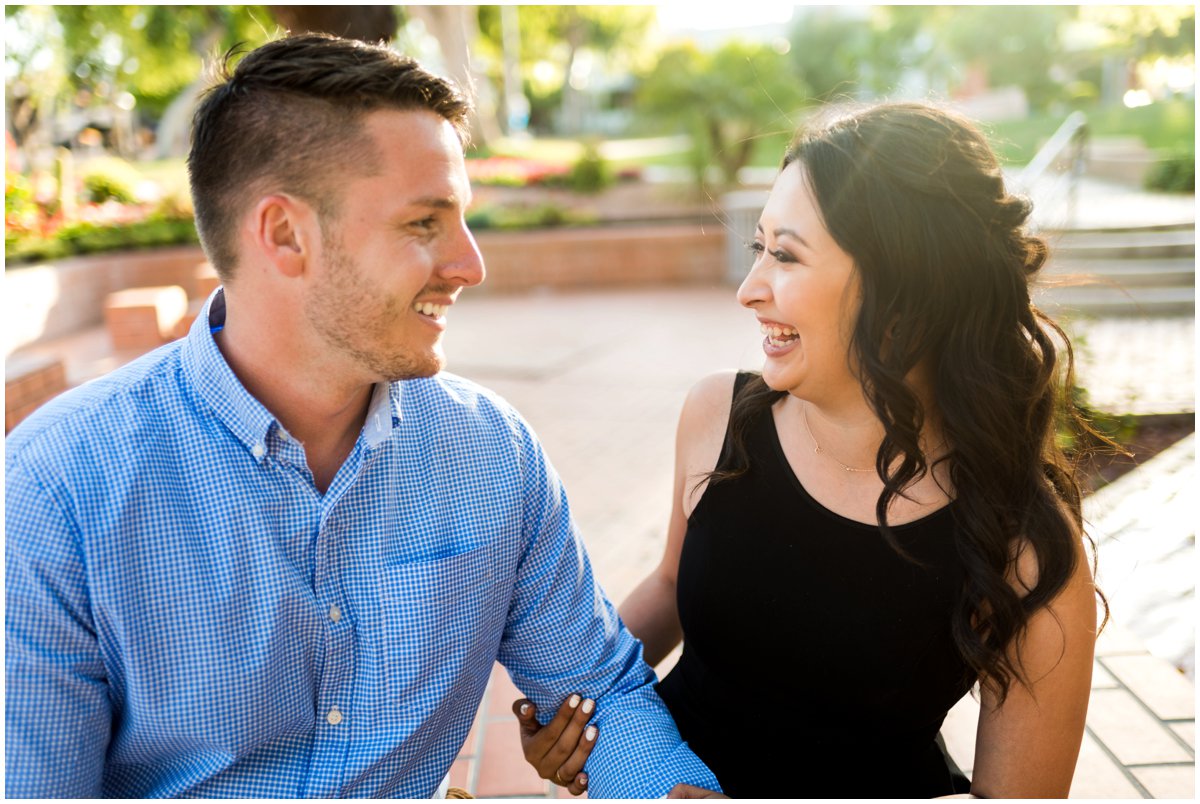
[1045,221,1194,236]
[1034,285,1195,317]
[1044,257,1195,287]
[1049,228,1195,260]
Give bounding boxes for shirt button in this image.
[326,707,343,726]
[279,430,290,442]
[251,443,265,459]
[329,604,342,622]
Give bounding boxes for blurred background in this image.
[4,4,1194,262]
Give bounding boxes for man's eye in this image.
[412,217,436,231]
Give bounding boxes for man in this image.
[6,35,721,798]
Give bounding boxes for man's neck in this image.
[213,301,375,494]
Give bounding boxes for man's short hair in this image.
[187,34,472,280]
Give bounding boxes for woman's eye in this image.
[746,241,795,264]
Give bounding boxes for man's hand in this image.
[667,783,728,798]
[512,695,598,796]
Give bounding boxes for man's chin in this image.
[383,354,445,383]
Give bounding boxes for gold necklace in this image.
[801,403,874,473]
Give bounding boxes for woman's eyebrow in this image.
[773,226,815,252]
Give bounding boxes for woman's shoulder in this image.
[676,371,746,494]
[679,370,742,431]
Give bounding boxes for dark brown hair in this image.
[188,33,472,280]
[718,102,1106,703]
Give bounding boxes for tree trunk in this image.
[268,6,398,42]
[558,13,587,135]
[155,23,226,159]
[406,5,501,149]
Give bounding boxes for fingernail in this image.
[582,698,594,714]
[519,703,529,716]
[580,773,588,786]
[585,726,597,741]
[569,694,581,708]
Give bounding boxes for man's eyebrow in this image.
[407,195,464,210]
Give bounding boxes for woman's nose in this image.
[736,257,768,309]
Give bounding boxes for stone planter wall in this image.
[472,223,727,292]
[4,223,728,354]
[4,246,209,355]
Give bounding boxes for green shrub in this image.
[1144,150,1195,193]
[56,214,199,253]
[5,170,37,222]
[466,202,593,231]
[5,213,200,267]
[5,232,70,264]
[81,157,143,204]
[1056,383,1138,456]
[567,144,614,194]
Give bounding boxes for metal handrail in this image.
[1014,111,1089,226]
[1016,110,1089,187]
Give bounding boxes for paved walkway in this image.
[7,283,1194,797]
[439,285,1195,799]
[942,434,1196,800]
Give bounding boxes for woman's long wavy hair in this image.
[717,102,1106,703]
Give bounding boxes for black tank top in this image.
[657,373,974,798]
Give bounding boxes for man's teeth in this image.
[414,302,448,318]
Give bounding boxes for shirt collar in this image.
[180,288,401,461]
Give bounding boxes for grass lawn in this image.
[986,98,1195,165]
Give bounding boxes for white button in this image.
[279,430,290,442]
[326,707,343,726]
[251,443,265,459]
[329,604,342,622]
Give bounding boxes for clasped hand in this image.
[512,695,726,798]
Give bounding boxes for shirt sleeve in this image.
[5,456,112,797]
[496,419,722,798]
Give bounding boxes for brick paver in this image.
[1066,316,1195,415]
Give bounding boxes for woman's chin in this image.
[760,367,799,393]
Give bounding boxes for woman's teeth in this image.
[761,323,799,347]
[414,302,447,318]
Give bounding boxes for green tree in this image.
[787,9,876,102]
[637,40,807,186]
[937,6,1076,111]
[788,6,1082,111]
[5,6,69,157]
[1079,5,1195,60]
[52,6,274,121]
[477,5,656,133]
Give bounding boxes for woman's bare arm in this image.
[618,371,736,666]
[969,534,1099,797]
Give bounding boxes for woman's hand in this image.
[512,695,598,796]
[667,783,728,798]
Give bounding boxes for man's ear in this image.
[249,194,318,279]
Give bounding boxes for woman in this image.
[514,102,1104,798]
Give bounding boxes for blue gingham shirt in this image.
[6,290,720,798]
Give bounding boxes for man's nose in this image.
[440,222,486,288]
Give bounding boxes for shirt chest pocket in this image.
[377,545,510,705]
